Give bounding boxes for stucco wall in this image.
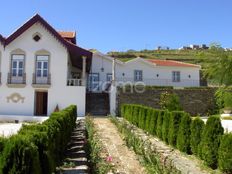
[0,23,85,116]
[117,87,216,116]
[90,53,200,92]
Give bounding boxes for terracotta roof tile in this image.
[147,59,200,68]
[58,31,75,39]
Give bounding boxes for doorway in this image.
[35,91,48,116]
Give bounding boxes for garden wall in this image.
[117,87,217,116]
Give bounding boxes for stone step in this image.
[59,165,89,174]
[57,120,89,174]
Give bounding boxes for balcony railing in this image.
[32,73,51,85]
[67,79,82,86]
[7,73,26,84]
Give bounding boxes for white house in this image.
[89,51,201,92]
[0,14,201,118]
[0,14,92,117]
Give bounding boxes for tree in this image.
[177,113,192,154]
[204,47,232,86]
[190,117,204,156]
[200,116,224,169]
[159,92,182,111]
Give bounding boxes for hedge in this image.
[0,105,77,174]
[162,111,170,144]
[120,104,232,172]
[190,117,204,156]
[199,116,224,169]
[168,111,184,147]
[176,113,192,154]
[218,133,232,172]
[156,110,165,139]
[148,109,158,135]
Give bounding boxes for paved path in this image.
[93,118,146,174]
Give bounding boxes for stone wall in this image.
[114,118,210,174]
[117,87,217,116]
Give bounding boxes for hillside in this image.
[107,49,228,67]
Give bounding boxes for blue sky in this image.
[0,0,231,53]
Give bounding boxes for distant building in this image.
[156,46,170,50]
[179,44,209,50]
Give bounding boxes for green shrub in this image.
[149,109,159,135]
[176,113,192,154]
[168,111,184,147]
[0,105,77,174]
[0,137,6,154]
[0,135,42,174]
[162,111,170,144]
[200,116,224,169]
[145,108,153,133]
[218,133,232,173]
[156,110,165,139]
[223,91,232,109]
[190,117,204,156]
[138,106,146,129]
[159,92,182,111]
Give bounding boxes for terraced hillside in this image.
[107,49,230,67]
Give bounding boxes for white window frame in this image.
[172,71,181,82]
[106,73,112,82]
[11,55,25,77]
[36,55,49,78]
[134,70,143,81]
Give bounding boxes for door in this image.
[88,73,100,92]
[35,91,48,116]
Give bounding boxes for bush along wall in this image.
[0,105,77,174]
[121,104,232,173]
[190,117,204,156]
[218,133,232,172]
[200,116,224,169]
[176,113,192,154]
[168,111,184,147]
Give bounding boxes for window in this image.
[36,55,49,77]
[106,73,112,82]
[134,70,143,81]
[11,55,24,77]
[172,71,181,82]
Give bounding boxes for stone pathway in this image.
[57,119,89,174]
[93,117,146,174]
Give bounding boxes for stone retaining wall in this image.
[117,87,216,116]
[115,118,211,174]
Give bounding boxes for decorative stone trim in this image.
[7,93,25,103]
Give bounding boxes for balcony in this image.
[7,73,26,87]
[67,79,83,86]
[32,73,51,88]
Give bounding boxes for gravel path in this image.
[93,118,146,174]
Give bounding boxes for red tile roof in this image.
[58,31,76,39]
[147,59,200,68]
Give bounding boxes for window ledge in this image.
[7,84,26,88]
[32,84,51,88]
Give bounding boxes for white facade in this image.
[0,22,86,116]
[89,52,201,92]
